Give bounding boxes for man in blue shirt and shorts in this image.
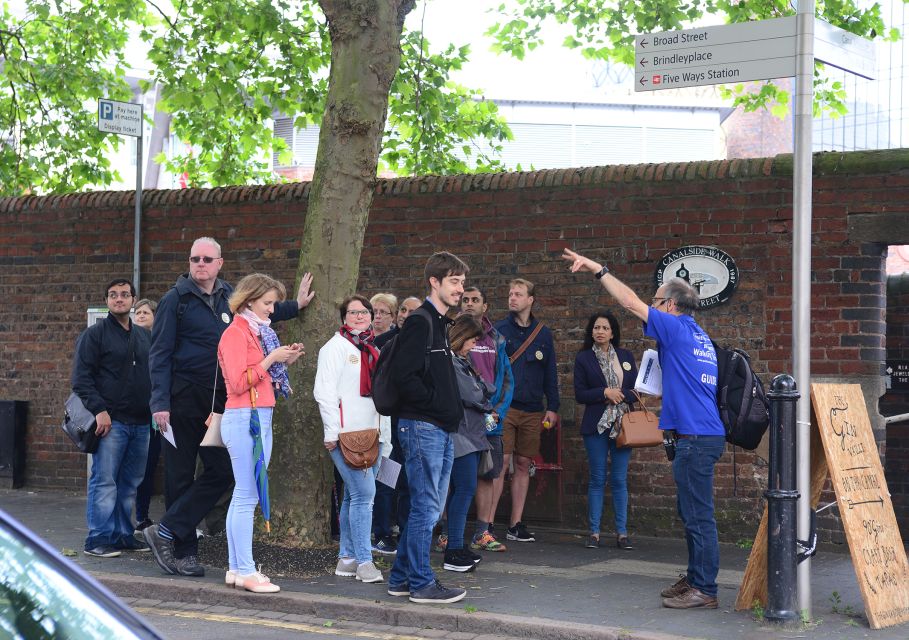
[563,248,725,610]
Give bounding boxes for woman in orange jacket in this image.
[217,273,303,593]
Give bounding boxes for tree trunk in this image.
[269,0,416,547]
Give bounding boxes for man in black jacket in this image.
[72,279,152,558]
[144,237,313,577]
[387,252,468,604]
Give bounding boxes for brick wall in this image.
[884,273,909,541]
[2,150,906,543]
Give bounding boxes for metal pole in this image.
[133,119,143,296]
[793,0,815,617]
[765,374,800,623]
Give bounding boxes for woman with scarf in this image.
[573,311,638,550]
[218,273,303,593]
[314,295,392,585]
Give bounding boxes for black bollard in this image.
[764,374,800,623]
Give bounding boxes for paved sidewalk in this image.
[1,488,904,640]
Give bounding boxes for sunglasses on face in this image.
[190,256,218,264]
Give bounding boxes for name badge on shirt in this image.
[535,350,544,360]
[349,354,359,364]
[221,312,230,324]
[623,361,632,371]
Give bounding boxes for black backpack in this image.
[713,343,770,450]
[371,308,433,416]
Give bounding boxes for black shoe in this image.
[387,582,410,597]
[143,525,177,575]
[372,537,397,556]
[506,522,535,542]
[409,579,466,604]
[443,549,476,573]
[133,519,154,536]
[84,545,121,558]
[174,555,205,577]
[464,548,482,564]
[118,539,150,552]
[585,534,600,549]
[616,535,634,550]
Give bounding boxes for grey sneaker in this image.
[355,561,383,583]
[409,579,466,604]
[174,555,205,577]
[335,557,357,577]
[143,524,176,575]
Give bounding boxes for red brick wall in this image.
[2,150,905,543]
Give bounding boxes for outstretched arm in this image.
[561,248,651,323]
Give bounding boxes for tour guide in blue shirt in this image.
[563,248,725,610]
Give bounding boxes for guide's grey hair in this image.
[663,278,700,314]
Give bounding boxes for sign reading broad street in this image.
[97,98,143,137]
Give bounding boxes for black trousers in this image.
[160,382,232,558]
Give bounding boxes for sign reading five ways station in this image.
[97,98,143,137]
[635,17,876,91]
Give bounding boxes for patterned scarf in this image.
[338,325,380,397]
[593,343,629,436]
[240,310,292,398]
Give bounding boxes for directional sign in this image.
[635,17,797,91]
[97,98,143,137]
[815,19,876,80]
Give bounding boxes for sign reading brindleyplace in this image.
[653,245,739,308]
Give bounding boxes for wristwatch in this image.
[594,265,610,280]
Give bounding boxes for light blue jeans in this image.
[330,446,379,565]
[222,407,273,576]
[583,431,631,536]
[389,419,453,591]
[85,420,149,550]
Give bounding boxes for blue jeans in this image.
[583,431,631,536]
[673,435,725,598]
[445,451,479,550]
[389,419,453,591]
[85,421,149,550]
[330,446,379,565]
[222,407,273,575]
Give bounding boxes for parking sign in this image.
[97,98,143,137]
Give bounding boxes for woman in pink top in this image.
[217,273,303,593]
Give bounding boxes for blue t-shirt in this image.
[643,309,725,436]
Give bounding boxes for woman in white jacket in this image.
[314,294,391,585]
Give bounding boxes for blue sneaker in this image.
[372,537,397,556]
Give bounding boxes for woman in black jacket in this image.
[573,311,638,550]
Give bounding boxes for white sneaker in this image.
[335,557,357,577]
[225,570,237,587]
[236,571,280,594]
[355,561,383,583]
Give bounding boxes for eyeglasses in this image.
[346,309,370,317]
[107,291,133,299]
[374,310,392,317]
[190,256,218,264]
[652,297,671,308]
[462,296,483,303]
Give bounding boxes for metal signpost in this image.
[635,6,875,617]
[97,98,144,296]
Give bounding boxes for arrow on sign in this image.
[639,76,648,86]
[846,496,884,509]
[639,58,647,67]
[640,39,648,48]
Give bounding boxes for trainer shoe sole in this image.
[387,584,410,597]
[409,589,466,604]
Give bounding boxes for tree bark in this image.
[269,0,416,547]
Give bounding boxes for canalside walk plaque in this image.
[635,17,797,91]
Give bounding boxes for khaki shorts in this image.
[502,409,542,458]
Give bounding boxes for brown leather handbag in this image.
[337,401,380,470]
[616,391,662,448]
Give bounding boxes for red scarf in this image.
[338,325,380,397]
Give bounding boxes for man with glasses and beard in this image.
[145,237,314,578]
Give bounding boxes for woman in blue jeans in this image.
[314,295,392,585]
[573,311,638,550]
[443,315,493,572]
